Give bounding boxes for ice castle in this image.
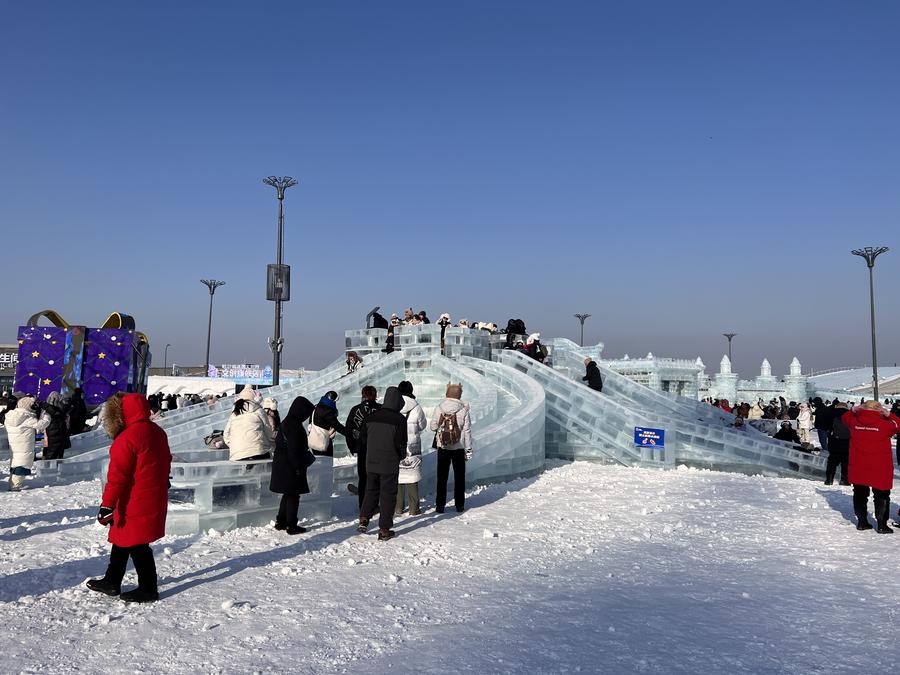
[10,325,826,534]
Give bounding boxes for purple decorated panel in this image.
[14,326,67,399]
[82,329,134,407]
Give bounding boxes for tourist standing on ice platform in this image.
[224,386,272,461]
[345,386,381,507]
[4,396,50,491]
[87,393,171,603]
[262,397,281,447]
[431,383,473,513]
[396,380,427,516]
[582,357,603,392]
[524,333,547,363]
[797,403,813,445]
[270,396,316,535]
[67,387,88,436]
[313,391,346,456]
[812,397,833,453]
[358,386,408,541]
[843,400,900,533]
[824,401,851,486]
[42,391,71,460]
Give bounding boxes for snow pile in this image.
[0,463,898,672]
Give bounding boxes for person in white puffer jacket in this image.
[430,383,473,513]
[396,381,427,516]
[4,396,51,491]
[223,386,273,461]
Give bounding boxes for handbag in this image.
[398,454,422,484]
[307,414,335,454]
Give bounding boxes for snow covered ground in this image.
[1,462,898,674]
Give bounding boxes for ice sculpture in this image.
[22,325,828,536]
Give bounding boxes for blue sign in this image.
[634,426,665,448]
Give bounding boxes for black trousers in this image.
[436,448,466,512]
[356,448,368,509]
[361,471,398,531]
[104,544,157,592]
[825,438,849,483]
[853,484,892,524]
[276,494,300,528]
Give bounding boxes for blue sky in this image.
[1,1,898,374]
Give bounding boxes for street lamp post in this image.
[722,333,737,362]
[852,246,889,401]
[574,313,591,347]
[200,279,226,376]
[164,343,172,372]
[263,175,298,386]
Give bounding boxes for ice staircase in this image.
[497,347,825,479]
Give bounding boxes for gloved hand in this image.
[465,449,473,461]
[97,506,114,526]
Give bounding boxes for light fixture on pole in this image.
[574,313,591,347]
[722,333,737,363]
[164,343,172,372]
[200,279,226,377]
[851,246,889,401]
[263,175,298,387]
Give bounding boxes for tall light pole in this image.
[200,280,226,376]
[722,333,737,363]
[263,175,298,386]
[164,343,172,373]
[852,246,889,401]
[574,313,591,347]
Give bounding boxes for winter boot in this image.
[274,521,287,531]
[377,529,395,541]
[286,525,306,535]
[874,496,894,534]
[86,578,121,597]
[357,517,369,534]
[120,589,160,603]
[347,483,359,496]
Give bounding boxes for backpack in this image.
[506,319,526,336]
[437,411,462,448]
[831,415,851,441]
[371,312,389,329]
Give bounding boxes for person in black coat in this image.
[774,421,804,451]
[582,358,603,392]
[270,396,316,535]
[67,387,89,436]
[42,391,71,460]
[312,391,347,456]
[824,401,851,485]
[344,386,381,508]
[358,386,407,540]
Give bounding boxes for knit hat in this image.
[445,383,463,399]
[439,313,451,322]
[527,332,540,345]
[238,385,256,401]
[583,357,592,366]
[262,397,277,411]
[17,396,35,410]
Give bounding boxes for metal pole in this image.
[273,194,284,386]
[869,265,879,401]
[201,279,226,377]
[263,176,297,388]
[574,313,591,347]
[852,247,888,402]
[722,333,737,362]
[164,344,171,372]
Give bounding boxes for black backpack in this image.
[831,414,851,441]
[371,312,389,329]
[506,319,526,336]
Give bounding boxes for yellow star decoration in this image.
[18,339,24,344]
[98,352,106,359]
[43,379,51,385]
[31,351,39,358]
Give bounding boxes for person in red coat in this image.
[843,400,900,534]
[87,393,172,602]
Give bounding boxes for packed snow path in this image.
[1,463,897,673]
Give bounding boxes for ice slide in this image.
[496,346,825,479]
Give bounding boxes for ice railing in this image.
[345,325,491,360]
[498,349,825,479]
[549,339,733,427]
